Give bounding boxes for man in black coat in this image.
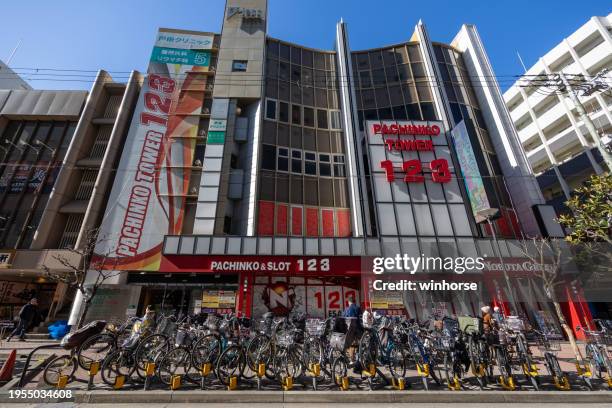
[6,298,39,342]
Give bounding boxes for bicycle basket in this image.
[458,316,482,335]
[156,317,177,337]
[276,330,295,348]
[505,316,525,332]
[330,332,348,350]
[442,317,459,336]
[205,315,220,331]
[305,319,325,337]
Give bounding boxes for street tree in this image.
[44,227,119,329]
[518,237,586,368]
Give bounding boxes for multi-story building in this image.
[503,14,612,215]
[0,60,31,91]
[0,70,143,325]
[71,0,596,337]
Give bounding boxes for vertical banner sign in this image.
[95,29,213,270]
[451,120,492,222]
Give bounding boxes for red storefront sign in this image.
[160,254,367,275]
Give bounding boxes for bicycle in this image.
[459,316,492,390]
[358,315,406,389]
[534,329,570,390]
[42,320,107,387]
[577,321,612,389]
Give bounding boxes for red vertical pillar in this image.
[236,272,254,318]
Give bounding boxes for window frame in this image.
[265,98,278,121]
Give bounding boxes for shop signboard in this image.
[95,28,212,271]
[451,120,492,222]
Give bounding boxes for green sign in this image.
[208,131,225,144]
[150,47,210,67]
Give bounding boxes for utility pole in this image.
[555,71,612,173]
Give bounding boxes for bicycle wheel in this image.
[43,355,77,386]
[443,352,458,390]
[77,333,115,370]
[387,344,407,380]
[191,334,222,370]
[517,335,539,390]
[272,345,303,383]
[468,337,485,389]
[358,330,378,370]
[245,334,272,374]
[134,334,169,379]
[157,347,192,386]
[331,355,348,388]
[303,336,323,369]
[495,348,515,390]
[101,349,136,386]
[215,344,246,386]
[586,344,603,379]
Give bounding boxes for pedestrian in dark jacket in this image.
[6,298,39,341]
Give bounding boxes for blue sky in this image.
[1,1,609,91]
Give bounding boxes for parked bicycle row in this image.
[40,309,612,391]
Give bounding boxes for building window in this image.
[291,150,302,173]
[277,147,289,172]
[329,110,342,130]
[304,151,317,175]
[291,104,301,125]
[303,107,315,127]
[265,99,277,120]
[232,60,248,72]
[317,109,328,129]
[319,153,331,176]
[333,155,346,177]
[279,102,289,122]
[261,144,276,170]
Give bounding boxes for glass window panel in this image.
[291,83,301,104]
[407,45,422,62]
[291,104,301,125]
[279,43,290,60]
[411,63,425,78]
[398,64,412,82]
[317,109,328,129]
[362,89,376,109]
[395,204,416,235]
[372,69,386,86]
[432,204,453,235]
[303,107,315,127]
[402,84,417,103]
[392,182,411,202]
[261,144,276,170]
[389,86,404,105]
[443,178,464,202]
[291,126,302,148]
[425,180,445,202]
[373,175,393,202]
[265,99,276,120]
[279,102,289,122]
[302,49,313,67]
[416,83,432,101]
[375,87,390,107]
[302,86,314,106]
[370,51,383,68]
[356,53,369,70]
[377,204,397,235]
[359,70,371,88]
[395,47,408,64]
[409,182,427,202]
[449,204,472,235]
[414,204,435,235]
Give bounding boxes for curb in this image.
[71,390,612,404]
[0,390,611,404]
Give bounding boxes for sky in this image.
[0,0,609,92]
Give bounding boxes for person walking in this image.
[6,298,40,342]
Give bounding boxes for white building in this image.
[0,59,32,90]
[503,14,612,214]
